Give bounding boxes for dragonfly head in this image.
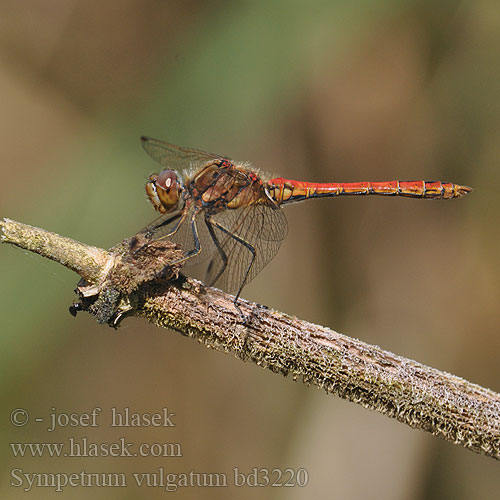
[145,169,183,213]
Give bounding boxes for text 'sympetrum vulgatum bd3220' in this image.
[136,136,472,315]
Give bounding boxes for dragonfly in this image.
[138,136,471,310]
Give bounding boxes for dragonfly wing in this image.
[205,204,288,294]
[141,136,230,173]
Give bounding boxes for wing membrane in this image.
[205,204,288,294]
[141,136,229,174]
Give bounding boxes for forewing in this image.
[141,136,229,174]
[205,204,288,294]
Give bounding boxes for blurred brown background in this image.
[1,0,499,498]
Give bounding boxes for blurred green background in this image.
[1,0,499,498]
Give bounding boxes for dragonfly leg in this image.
[135,207,202,277]
[182,210,202,260]
[131,210,185,255]
[210,219,256,306]
[149,209,187,240]
[166,208,202,264]
[152,209,203,280]
[204,215,228,287]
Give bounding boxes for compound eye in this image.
[154,169,180,211]
[156,170,177,192]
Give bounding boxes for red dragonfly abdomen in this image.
[266,178,472,204]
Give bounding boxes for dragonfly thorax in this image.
[145,169,183,213]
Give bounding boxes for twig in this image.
[1,217,499,460]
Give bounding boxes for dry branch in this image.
[1,217,499,460]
